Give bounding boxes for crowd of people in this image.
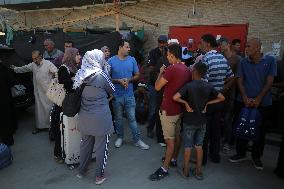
[1,32,283,184]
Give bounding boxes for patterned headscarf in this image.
[73,49,115,91]
[62,48,79,74]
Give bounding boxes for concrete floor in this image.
[0,106,283,189]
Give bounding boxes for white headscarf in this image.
[73,49,114,90]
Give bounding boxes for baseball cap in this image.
[158,35,168,43]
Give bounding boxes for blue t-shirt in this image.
[236,55,277,106]
[108,55,139,97]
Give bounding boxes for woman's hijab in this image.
[73,49,114,91]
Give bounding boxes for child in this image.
[134,83,149,124]
[173,62,225,180]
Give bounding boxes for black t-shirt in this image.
[179,80,219,125]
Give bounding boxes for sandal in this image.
[177,166,190,179]
[190,168,204,180]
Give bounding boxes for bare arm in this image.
[237,77,253,107]
[155,65,167,91]
[173,92,193,112]
[206,93,225,105]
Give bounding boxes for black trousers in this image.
[275,129,284,178]
[51,105,63,158]
[155,91,165,143]
[234,102,270,159]
[203,102,224,163]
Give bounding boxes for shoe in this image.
[159,143,166,147]
[190,168,204,180]
[135,140,149,150]
[229,154,247,163]
[54,156,64,164]
[149,167,169,181]
[95,176,106,185]
[32,129,41,134]
[177,166,190,179]
[76,173,83,179]
[162,157,177,167]
[114,138,123,148]
[252,158,263,170]
[222,144,231,154]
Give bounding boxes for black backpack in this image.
[62,73,95,117]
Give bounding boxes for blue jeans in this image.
[112,95,140,142]
[183,123,206,148]
[147,85,157,130]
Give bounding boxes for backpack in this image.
[0,143,13,169]
[234,107,262,141]
[62,73,96,117]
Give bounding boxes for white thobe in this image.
[14,59,58,129]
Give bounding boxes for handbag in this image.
[62,73,96,117]
[46,77,66,107]
[234,107,262,141]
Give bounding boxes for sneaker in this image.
[229,154,247,163]
[161,157,177,167]
[114,138,123,148]
[252,158,263,170]
[135,140,149,150]
[95,176,106,185]
[76,173,83,179]
[149,167,169,181]
[159,143,166,147]
[223,143,231,154]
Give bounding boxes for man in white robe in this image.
[12,50,57,134]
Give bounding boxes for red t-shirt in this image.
[161,63,192,116]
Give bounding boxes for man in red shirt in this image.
[149,43,192,181]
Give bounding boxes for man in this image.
[218,37,241,153]
[43,39,63,65]
[200,34,234,164]
[149,43,191,181]
[53,40,74,67]
[108,40,149,150]
[231,38,243,57]
[147,35,168,140]
[11,51,58,134]
[229,38,277,170]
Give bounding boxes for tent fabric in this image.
[0,31,122,63]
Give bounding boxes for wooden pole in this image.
[114,0,120,31]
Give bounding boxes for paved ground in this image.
[0,106,283,189]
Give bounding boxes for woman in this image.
[52,48,81,163]
[74,49,115,185]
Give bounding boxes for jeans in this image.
[183,123,206,148]
[147,85,157,131]
[112,95,140,143]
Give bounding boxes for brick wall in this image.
[94,0,284,58]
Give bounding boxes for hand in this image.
[119,79,128,89]
[185,103,194,112]
[202,105,207,113]
[243,96,254,107]
[252,96,262,108]
[159,65,166,74]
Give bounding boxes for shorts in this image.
[183,123,206,148]
[159,110,181,139]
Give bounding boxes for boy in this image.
[173,62,225,179]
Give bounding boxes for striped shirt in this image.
[202,50,234,91]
